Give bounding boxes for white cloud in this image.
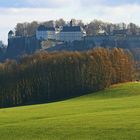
[0,2,140,44]
[0,0,78,8]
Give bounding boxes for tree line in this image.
[15,19,140,37]
[0,48,134,108]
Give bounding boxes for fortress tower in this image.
[8,30,15,39]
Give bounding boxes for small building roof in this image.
[37,25,47,31]
[46,27,55,31]
[113,29,128,35]
[61,26,81,32]
[8,30,14,35]
[37,25,55,31]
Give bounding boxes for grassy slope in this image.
[0,82,140,140]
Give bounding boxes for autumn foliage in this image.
[0,48,134,107]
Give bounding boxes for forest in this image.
[0,48,134,108]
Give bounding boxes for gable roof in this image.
[47,27,55,31]
[37,25,55,31]
[37,25,46,31]
[113,29,128,35]
[61,26,82,32]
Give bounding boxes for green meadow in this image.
[0,82,140,140]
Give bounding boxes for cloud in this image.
[0,0,75,8]
[80,0,140,7]
[0,0,140,43]
[0,0,140,8]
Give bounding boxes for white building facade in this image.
[36,25,56,40]
[59,26,86,42]
[36,21,86,42]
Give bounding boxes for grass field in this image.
[0,82,140,140]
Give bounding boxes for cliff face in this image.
[6,36,41,60]
[1,35,140,62]
[0,48,5,61]
[84,36,140,49]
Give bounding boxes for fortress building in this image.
[36,25,56,41]
[36,20,86,42]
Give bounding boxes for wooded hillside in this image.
[0,48,134,107]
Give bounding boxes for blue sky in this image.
[0,0,140,43]
[0,0,140,8]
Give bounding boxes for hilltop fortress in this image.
[5,20,140,60]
